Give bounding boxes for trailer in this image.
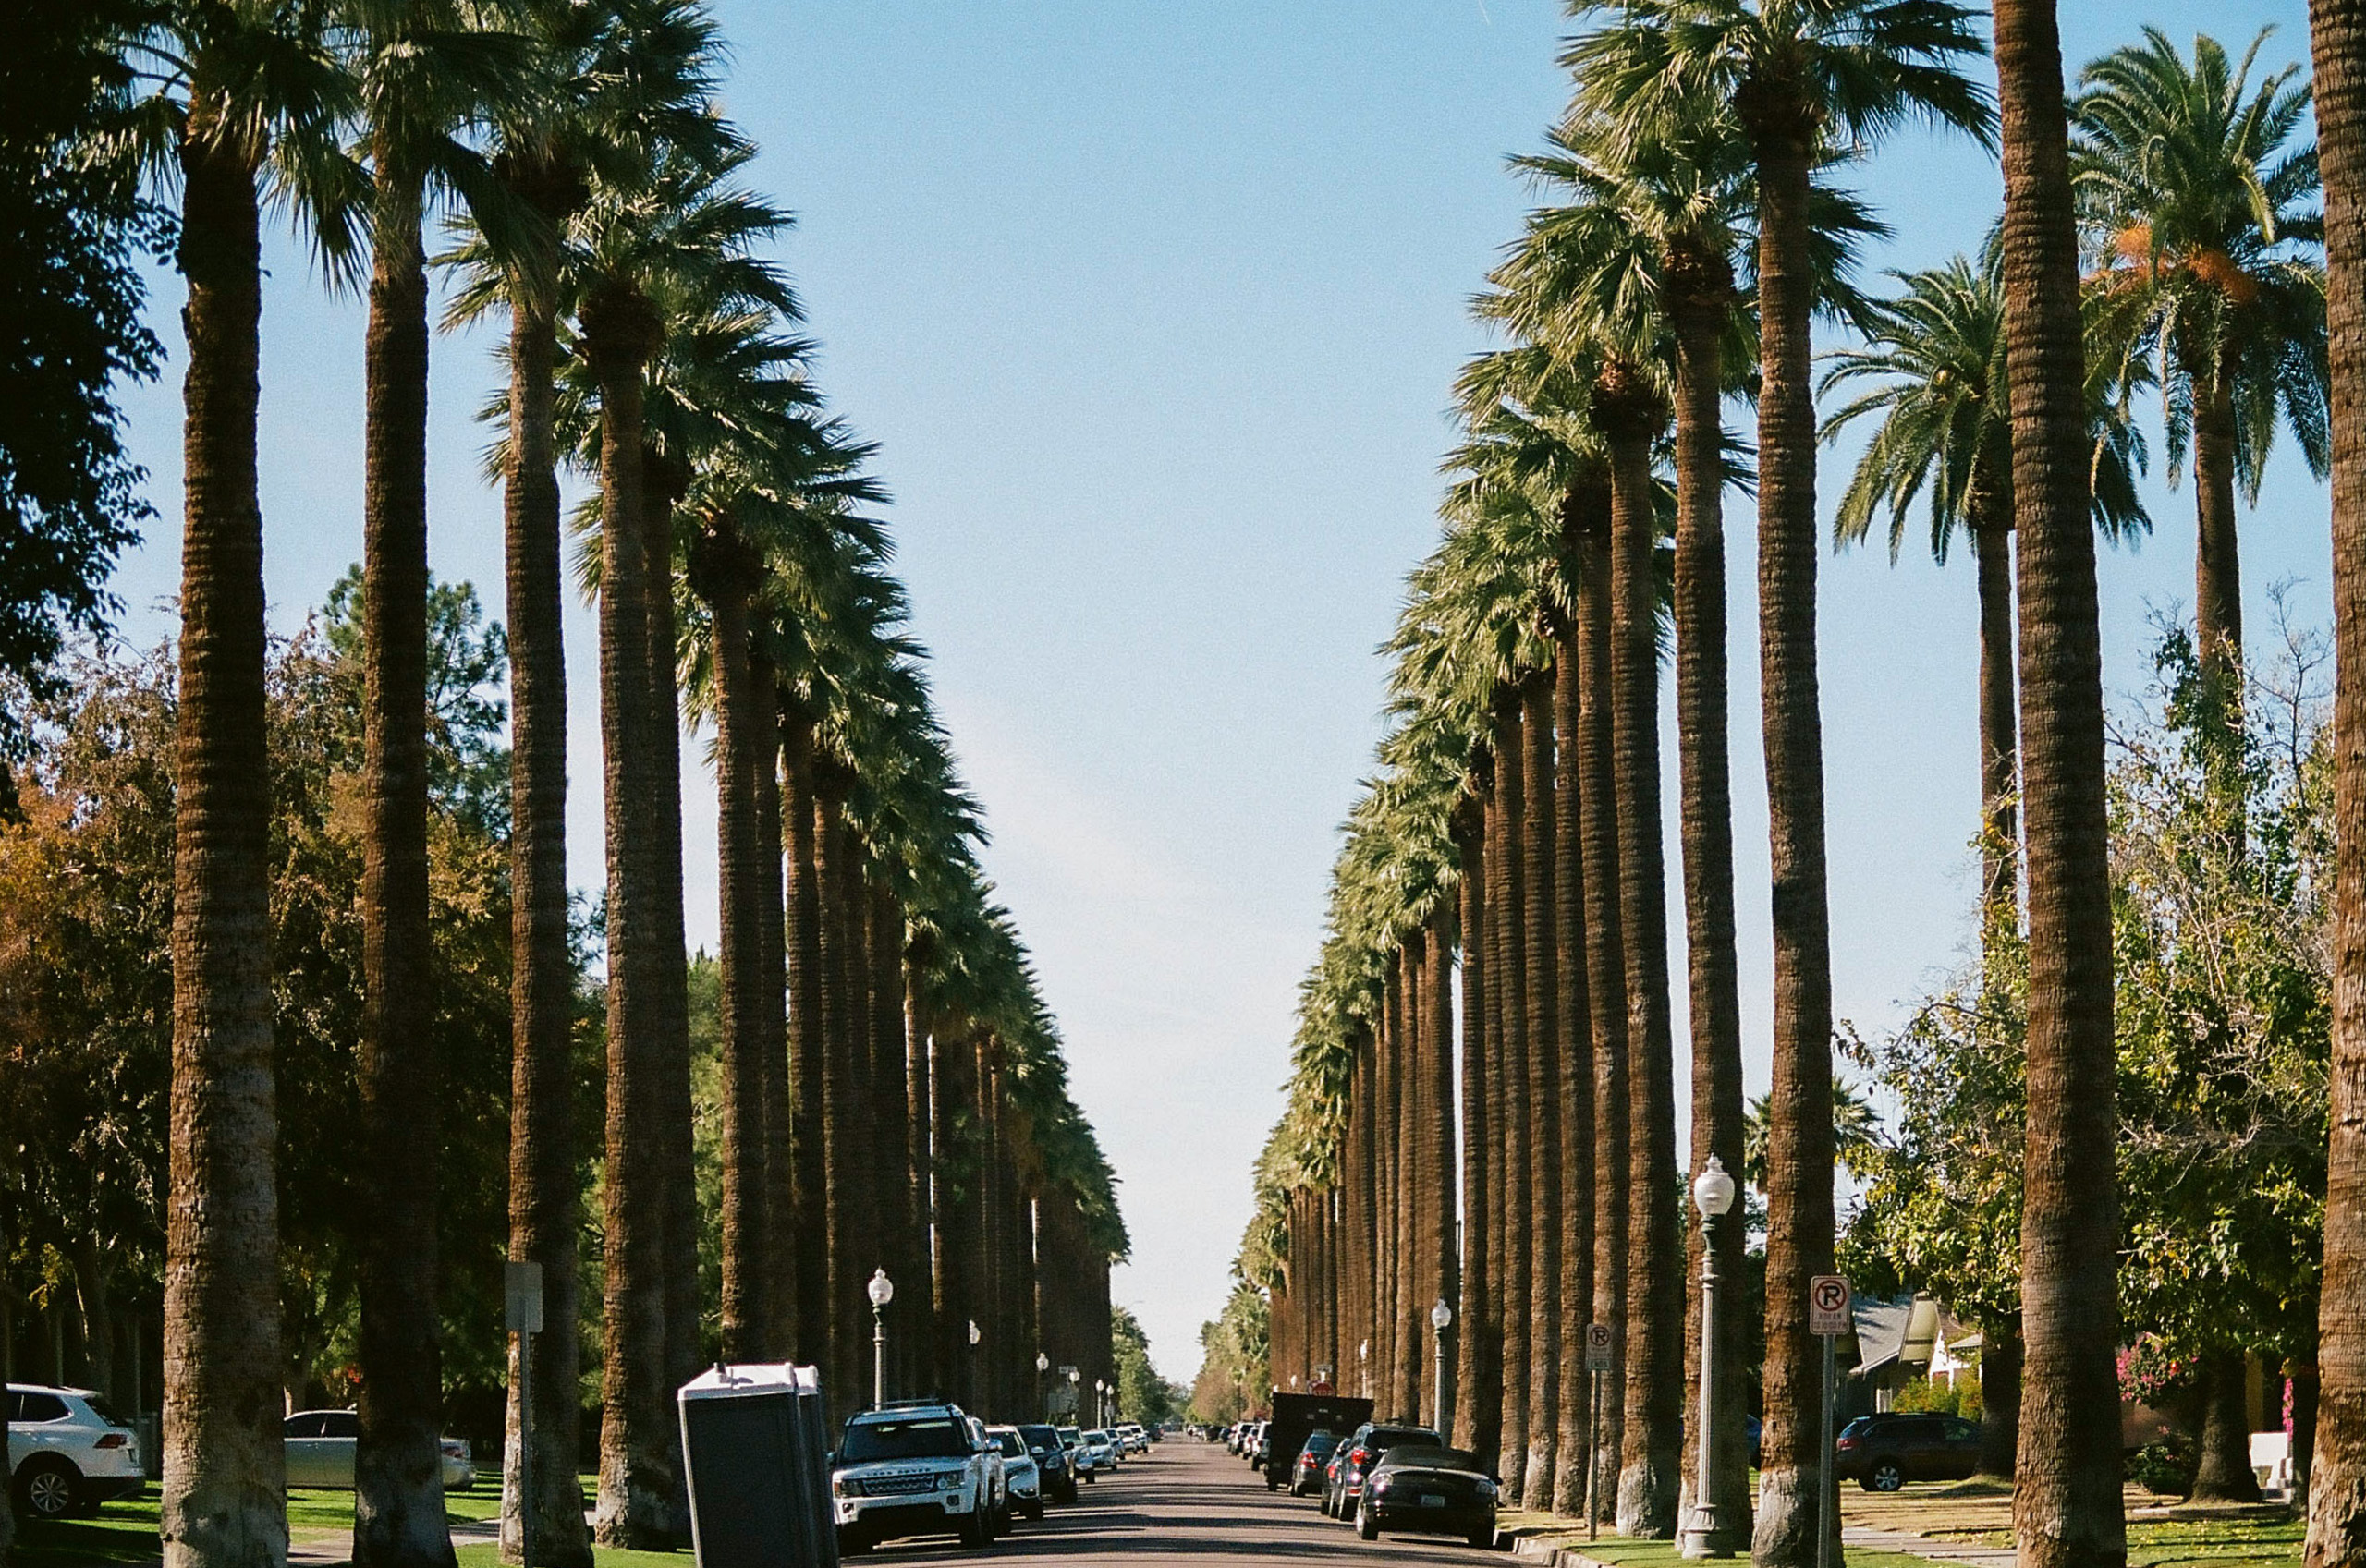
[1262,1391,1374,1492]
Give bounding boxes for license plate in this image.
[1419,1495,1445,1508]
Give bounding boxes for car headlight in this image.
[832,1477,852,1498]
[937,1469,969,1488]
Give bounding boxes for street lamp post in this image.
[1682,1157,1738,1559]
[1036,1352,1050,1421]
[1094,1379,1105,1428]
[968,1319,982,1413]
[867,1270,895,1409]
[1430,1299,1454,1438]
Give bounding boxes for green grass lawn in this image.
[11,1483,562,1568]
[1934,1515,2302,1568]
[1497,1519,1939,1568]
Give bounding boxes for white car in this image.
[7,1384,144,1521]
[987,1425,1043,1521]
[1077,1428,1119,1476]
[281,1410,477,1491]
[831,1402,999,1553]
[1116,1423,1148,1454]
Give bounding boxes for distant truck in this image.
[1262,1391,1374,1492]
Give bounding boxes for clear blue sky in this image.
[105,0,2321,1386]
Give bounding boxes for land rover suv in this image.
[831,1401,998,1553]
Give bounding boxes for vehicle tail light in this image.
[1835,1437,1860,1451]
[1350,1447,1370,1465]
[94,1434,128,1450]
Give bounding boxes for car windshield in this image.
[1019,1425,1061,1451]
[1839,1417,1871,1439]
[1057,1428,1080,1445]
[1085,1430,1110,1444]
[840,1417,970,1463]
[1371,1427,1441,1449]
[1303,1432,1339,1455]
[994,1431,1026,1458]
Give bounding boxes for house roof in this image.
[1852,1295,1942,1377]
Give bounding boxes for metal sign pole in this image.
[1587,1369,1602,1543]
[1818,1333,1836,1568]
[1806,1274,1848,1568]
[505,1262,543,1568]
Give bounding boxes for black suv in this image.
[1018,1423,1078,1503]
[1321,1422,1443,1520]
[1832,1412,1982,1491]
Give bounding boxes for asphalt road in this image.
[853,1438,1503,1564]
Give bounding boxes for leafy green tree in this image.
[0,0,161,765]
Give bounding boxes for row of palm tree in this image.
[101,5,1125,1568]
[1244,6,2363,1567]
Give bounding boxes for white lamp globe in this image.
[867,1268,894,1307]
[1693,1155,1738,1218]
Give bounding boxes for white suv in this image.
[831,1402,998,1553]
[7,1384,144,1521]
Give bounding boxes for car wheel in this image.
[1356,1503,1380,1542]
[16,1458,80,1522]
[1868,1459,1906,1493]
[1470,1525,1497,1550]
[960,1504,991,1548]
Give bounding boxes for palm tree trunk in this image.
[1569,485,1630,1527]
[931,1027,971,1406]
[751,642,796,1362]
[1352,1028,1378,1396]
[581,281,679,1550]
[1750,119,1840,1568]
[2308,4,2366,1559]
[640,468,700,1436]
[1979,1317,2022,1479]
[1974,507,2020,930]
[781,699,828,1368]
[1453,796,1494,1456]
[1425,903,1461,1433]
[1993,3,2128,1564]
[2190,1352,2265,1503]
[1552,601,1599,1519]
[1377,957,1402,1413]
[1602,382,1681,1538]
[353,170,455,1568]
[1492,693,1535,1496]
[901,918,933,1397]
[816,770,867,1412]
[1394,949,1421,1416]
[705,553,767,1361]
[164,103,287,1568]
[498,295,590,1568]
[1670,285,1750,1545]
[2193,367,2244,681]
[1519,673,1564,1506]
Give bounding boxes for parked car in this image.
[280,1410,476,1491]
[988,1426,1043,1521]
[829,1401,999,1553]
[1322,1422,1443,1519]
[6,1385,144,1521]
[1116,1422,1148,1454]
[968,1415,1010,1528]
[1832,1412,1982,1492]
[1290,1429,1342,1497]
[1354,1444,1499,1549]
[1076,1428,1119,1478]
[1018,1422,1078,1502]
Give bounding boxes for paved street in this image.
[861,1440,1501,1564]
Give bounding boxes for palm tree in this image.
[567,119,789,1542]
[2305,0,2366,1554]
[116,7,345,1565]
[2072,28,2326,692]
[1992,0,2127,1563]
[1490,687,1535,1495]
[1451,781,1495,1457]
[1567,4,1992,1552]
[1823,251,2149,935]
[343,9,536,1562]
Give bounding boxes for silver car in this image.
[987,1425,1043,1521]
[282,1410,476,1490]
